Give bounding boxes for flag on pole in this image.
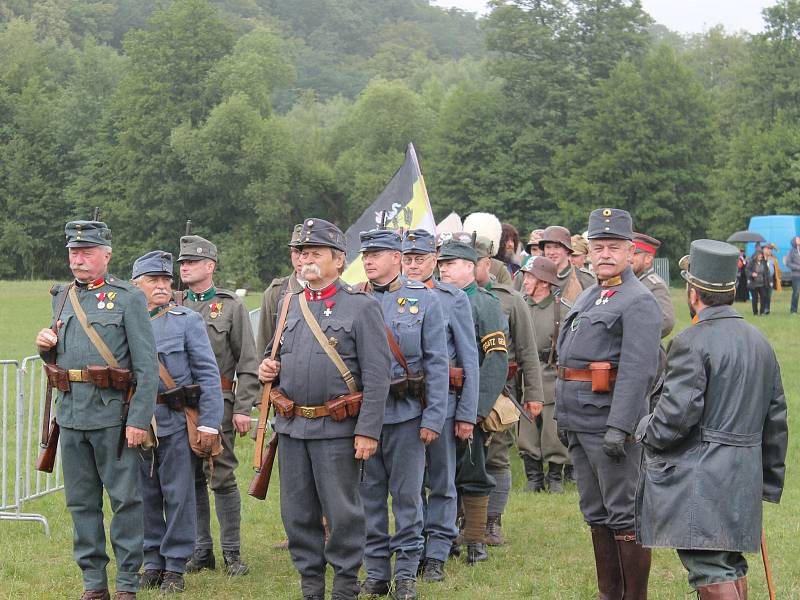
[341,143,436,284]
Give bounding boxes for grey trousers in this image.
[140,429,197,573]
[61,425,143,593]
[422,417,458,562]
[677,549,749,588]
[361,417,426,581]
[279,434,363,599]
[568,430,641,531]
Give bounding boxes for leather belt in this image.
[557,367,618,382]
[220,375,235,392]
[156,395,168,405]
[67,369,91,383]
[293,405,330,419]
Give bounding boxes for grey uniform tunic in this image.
[272,280,391,599]
[556,267,661,530]
[257,273,303,356]
[638,267,675,339]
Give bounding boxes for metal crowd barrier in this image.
[0,356,62,536]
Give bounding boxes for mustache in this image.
[301,264,322,277]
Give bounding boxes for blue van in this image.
[746,215,800,281]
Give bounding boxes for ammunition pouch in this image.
[589,362,614,393]
[407,372,426,408]
[324,396,348,422]
[389,377,409,400]
[481,392,521,434]
[86,365,110,389]
[449,367,464,392]
[44,363,70,392]
[183,384,201,409]
[109,366,134,391]
[270,388,295,418]
[344,392,363,418]
[507,361,519,381]
[159,387,187,411]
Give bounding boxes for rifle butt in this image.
[248,431,278,500]
[35,420,60,473]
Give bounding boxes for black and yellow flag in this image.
[342,143,436,284]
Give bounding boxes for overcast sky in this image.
[432,0,773,34]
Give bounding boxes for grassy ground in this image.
[0,281,797,599]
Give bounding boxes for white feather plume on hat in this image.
[463,212,501,254]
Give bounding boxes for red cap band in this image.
[634,240,657,255]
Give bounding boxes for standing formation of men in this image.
[39,209,788,600]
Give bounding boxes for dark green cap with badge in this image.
[178,235,218,262]
[587,208,633,240]
[474,236,495,259]
[65,220,112,248]
[680,239,739,293]
[297,218,347,252]
[438,236,478,264]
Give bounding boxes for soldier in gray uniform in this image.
[636,240,788,599]
[177,235,261,576]
[631,232,675,339]
[35,221,158,600]
[256,224,306,356]
[357,229,449,600]
[132,251,224,595]
[474,236,545,542]
[555,209,661,599]
[258,218,391,600]
[400,229,480,583]
[516,256,570,493]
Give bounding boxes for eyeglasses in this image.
[402,255,433,265]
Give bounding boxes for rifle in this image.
[179,220,192,293]
[248,293,293,499]
[116,383,136,460]
[93,206,100,221]
[762,528,776,600]
[35,283,73,473]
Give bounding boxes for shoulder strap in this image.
[158,362,177,388]
[384,326,411,376]
[298,292,358,394]
[68,286,120,368]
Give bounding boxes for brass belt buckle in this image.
[300,406,316,419]
[68,369,83,382]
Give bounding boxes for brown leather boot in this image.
[733,576,747,599]
[615,531,651,600]
[80,591,110,600]
[485,514,504,546]
[590,526,623,600]
[113,593,136,600]
[696,580,741,599]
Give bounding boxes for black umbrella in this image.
[727,230,766,243]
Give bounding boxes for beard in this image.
[686,286,697,319]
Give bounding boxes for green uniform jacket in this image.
[485,281,544,405]
[183,287,260,417]
[635,305,788,552]
[489,258,513,286]
[42,276,158,431]
[638,267,675,339]
[463,282,509,418]
[525,293,569,405]
[256,273,304,356]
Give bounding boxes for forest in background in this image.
[2,0,800,286]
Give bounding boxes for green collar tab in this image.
[463,281,478,296]
[186,286,216,302]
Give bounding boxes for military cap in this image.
[178,235,218,262]
[680,239,739,293]
[539,226,573,251]
[520,255,559,286]
[288,223,303,247]
[132,250,174,280]
[65,220,112,248]
[570,234,589,256]
[474,236,495,259]
[359,229,402,253]
[525,229,544,252]
[402,229,436,254]
[438,239,478,264]
[633,232,661,255]
[587,208,633,240]
[296,218,346,252]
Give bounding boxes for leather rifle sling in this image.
[68,286,120,368]
[41,283,74,445]
[298,292,359,394]
[253,292,293,469]
[384,325,411,378]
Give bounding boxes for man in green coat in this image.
[177,235,261,576]
[636,239,788,599]
[35,220,158,600]
[474,236,544,543]
[437,238,508,565]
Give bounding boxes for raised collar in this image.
[305,280,338,301]
[186,285,216,302]
[463,281,478,296]
[557,265,572,280]
[637,267,654,281]
[370,274,403,294]
[76,275,106,290]
[149,302,174,318]
[599,266,632,288]
[696,304,742,323]
[528,293,555,309]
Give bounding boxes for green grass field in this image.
[0,281,797,599]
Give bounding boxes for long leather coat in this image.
[635,305,788,552]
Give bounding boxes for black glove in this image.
[602,426,628,459]
[558,428,569,448]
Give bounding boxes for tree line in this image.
[2,0,800,286]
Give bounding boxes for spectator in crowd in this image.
[787,236,800,314]
[746,250,770,316]
[735,248,750,303]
